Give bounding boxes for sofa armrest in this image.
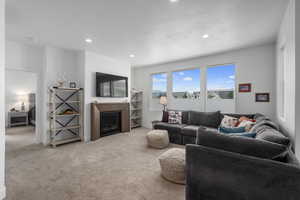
[186,144,300,200]
[196,130,287,160]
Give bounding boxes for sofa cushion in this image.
[153,122,186,134]
[196,131,288,160]
[188,111,221,128]
[256,128,290,146]
[182,125,203,137]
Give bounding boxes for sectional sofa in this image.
[152,110,300,199]
[152,110,289,146]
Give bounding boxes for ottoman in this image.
[147,129,169,149]
[158,148,186,184]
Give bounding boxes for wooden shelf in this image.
[49,101,81,104]
[51,137,81,147]
[52,87,83,91]
[131,108,141,111]
[49,87,83,147]
[55,113,80,117]
[51,125,80,131]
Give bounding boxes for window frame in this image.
[150,72,168,99]
[171,67,201,99]
[205,63,237,112]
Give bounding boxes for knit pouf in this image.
[158,148,186,184]
[147,130,169,149]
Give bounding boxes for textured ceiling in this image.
[6,0,287,67]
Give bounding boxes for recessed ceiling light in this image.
[202,34,209,39]
[129,54,135,58]
[85,38,93,43]
[170,0,179,2]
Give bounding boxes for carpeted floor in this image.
[5,126,185,200]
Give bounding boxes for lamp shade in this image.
[159,96,167,105]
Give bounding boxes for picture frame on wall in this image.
[238,83,251,92]
[255,93,270,102]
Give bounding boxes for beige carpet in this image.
[5,127,185,200]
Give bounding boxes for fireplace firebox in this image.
[91,103,130,141]
[100,111,121,136]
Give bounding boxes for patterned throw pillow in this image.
[168,111,182,124]
[238,120,256,132]
[221,115,239,128]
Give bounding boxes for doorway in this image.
[5,69,38,152]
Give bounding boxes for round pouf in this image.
[147,130,169,149]
[158,148,186,184]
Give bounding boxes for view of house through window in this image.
[152,73,167,98]
[172,69,200,99]
[206,64,236,112]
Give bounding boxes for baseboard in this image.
[0,185,6,200]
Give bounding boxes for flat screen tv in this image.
[96,72,128,97]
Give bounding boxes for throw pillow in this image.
[168,111,182,124]
[221,115,239,128]
[227,132,257,138]
[219,126,246,134]
[238,120,256,132]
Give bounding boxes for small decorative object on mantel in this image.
[69,82,77,88]
[160,96,168,111]
[255,93,270,102]
[239,83,251,93]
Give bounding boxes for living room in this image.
[0,0,300,200]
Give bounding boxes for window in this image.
[152,73,167,99]
[172,69,201,99]
[206,64,236,112]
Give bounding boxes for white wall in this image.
[276,0,296,138]
[5,41,82,145]
[133,44,276,128]
[43,47,81,144]
[0,0,5,198]
[83,51,131,142]
[295,0,300,159]
[5,70,37,126]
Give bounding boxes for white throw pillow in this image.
[221,115,239,128]
[168,111,182,124]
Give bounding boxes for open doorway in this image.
[5,69,38,152]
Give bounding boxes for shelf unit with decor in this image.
[48,87,84,147]
[130,90,143,129]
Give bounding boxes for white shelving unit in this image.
[49,87,84,147]
[130,90,143,129]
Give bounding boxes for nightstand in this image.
[8,112,28,127]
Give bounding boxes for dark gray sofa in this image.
[152,110,268,145]
[186,131,300,200]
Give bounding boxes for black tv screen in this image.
[96,72,128,97]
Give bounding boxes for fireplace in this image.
[100,111,121,137]
[91,103,130,141]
